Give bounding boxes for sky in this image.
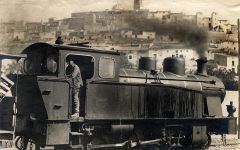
[0,0,240,24]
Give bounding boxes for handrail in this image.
[119,75,216,84]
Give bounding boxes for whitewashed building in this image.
[214,53,238,73]
[148,48,198,72]
[125,45,200,72]
[137,32,156,40]
[217,41,238,53]
[40,31,56,42]
[121,30,156,40]
[13,31,25,41]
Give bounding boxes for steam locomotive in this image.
[14,42,236,150]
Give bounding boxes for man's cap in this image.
[66,57,73,62]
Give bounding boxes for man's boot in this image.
[71,112,79,119]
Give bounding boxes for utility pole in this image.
[238,18,240,139]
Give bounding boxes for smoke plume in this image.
[125,15,209,57]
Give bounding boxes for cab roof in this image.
[22,42,121,55]
[0,53,26,60]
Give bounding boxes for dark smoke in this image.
[125,16,209,57]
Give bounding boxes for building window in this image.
[153,54,157,58]
[128,55,133,60]
[232,61,235,66]
[180,54,183,58]
[232,68,235,73]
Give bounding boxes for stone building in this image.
[217,41,238,54]
[202,17,212,29]
[24,22,42,41]
[211,12,219,29]
[163,13,183,24]
[148,11,171,20]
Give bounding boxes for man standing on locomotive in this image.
[66,58,83,119]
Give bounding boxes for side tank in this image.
[120,57,225,101]
[120,56,225,117]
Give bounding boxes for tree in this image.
[207,66,238,91]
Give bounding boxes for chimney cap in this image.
[196,57,208,76]
[196,57,207,63]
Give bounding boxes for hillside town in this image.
[0,0,238,74]
[1,1,240,149]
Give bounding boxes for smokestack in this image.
[196,57,208,76]
[134,0,141,10]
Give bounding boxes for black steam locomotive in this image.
[14,42,236,150]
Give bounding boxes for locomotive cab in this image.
[19,42,120,117]
[23,47,58,76]
[15,42,121,147]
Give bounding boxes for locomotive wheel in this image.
[15,136,22,149]
[15,136,29,150]
[128,128,146,150]
[15,136,41,150]
[179,134,192,147]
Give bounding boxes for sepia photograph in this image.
[0,0,240,150]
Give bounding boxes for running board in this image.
[90,139,162,149]
[0,130,14,140]
[70,132,84,136]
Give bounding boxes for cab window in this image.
[99,57,115,78]
[23,53,58,75]
[24,56,42,74]
[46,55,58,73]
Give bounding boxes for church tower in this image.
[134,0,142,10]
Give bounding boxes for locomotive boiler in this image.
[13,42,236,150]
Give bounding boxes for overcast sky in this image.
[0,0,240,24]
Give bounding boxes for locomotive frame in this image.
[3,42,236,150]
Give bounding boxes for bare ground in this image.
[208,135,240,150]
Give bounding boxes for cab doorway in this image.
[65,55,94,117]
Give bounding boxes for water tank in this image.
[163,57,185,76]
[139,57,156,71]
